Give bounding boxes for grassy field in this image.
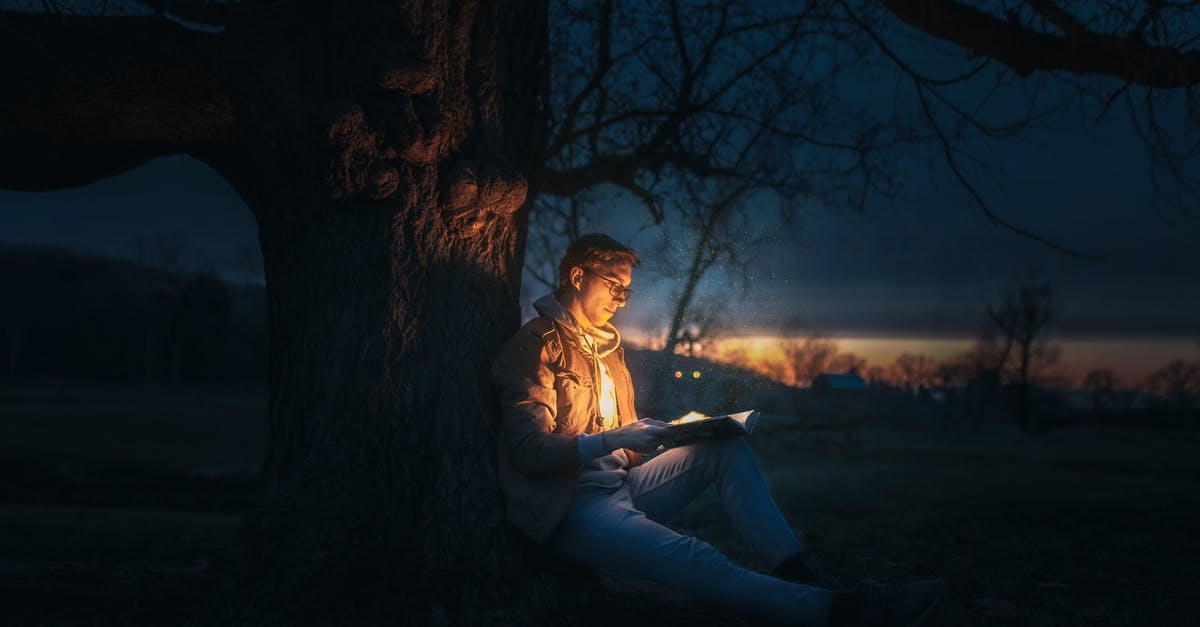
[674,416,1200,626]
[1,380,1197,625]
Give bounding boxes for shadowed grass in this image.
[0,383,1197,625]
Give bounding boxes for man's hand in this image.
[602,419,676,453]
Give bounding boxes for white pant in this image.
[546,437,834,625]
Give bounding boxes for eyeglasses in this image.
[583,267,633,300]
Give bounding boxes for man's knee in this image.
[687,436,753,463]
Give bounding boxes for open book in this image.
[666,410,759,446]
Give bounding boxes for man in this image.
[493,234,942,626]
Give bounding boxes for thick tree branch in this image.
[0,13,233,150]
[881,0,1200,88]
[0,135,168,191]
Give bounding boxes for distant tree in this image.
[829,351,867,376]
[1082,368,1120,415]
[0,252,51,376]
[936,358,973,389]
[888,352,939,393]
[668,293,727,358]
[781,334,840,387]
[864,364,888,387]
[171,275,234,383]
[658,182,785,359]
[985,276,1058,431]
[1144,360,1200,407]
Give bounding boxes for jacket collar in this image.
[533,293,621,359]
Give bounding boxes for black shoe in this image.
[833,579,944,627]
[772,553,845,590]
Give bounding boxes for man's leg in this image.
[626,437,804,570]
[546,484,834,625]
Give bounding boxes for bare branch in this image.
[881,0,1200,88]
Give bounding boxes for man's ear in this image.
[570,267,584,290]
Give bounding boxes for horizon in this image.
[618,330,1197,390]
[3,237,1194,390]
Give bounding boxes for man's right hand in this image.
[602,419,676,453]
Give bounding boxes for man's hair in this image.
[558,233,640,289]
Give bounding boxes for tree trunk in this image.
[195,2,553,624]
[231,200,529,624]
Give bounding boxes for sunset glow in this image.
[627,332,1197,389]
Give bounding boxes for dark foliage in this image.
[0,244,265,385]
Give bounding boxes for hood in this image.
[533,293,621,359]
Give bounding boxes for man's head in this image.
[556,233,639,330]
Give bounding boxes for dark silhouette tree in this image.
[1082,367,1120,416]
[781,334,841,387]
[890,352,940,393]
[985,276,1058,431]
[1145,359,1200,410]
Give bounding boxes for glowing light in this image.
[673,411,709,424]
[692,370,701,379]
[674,371,682,378]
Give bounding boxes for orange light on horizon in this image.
[696,334,1192,389]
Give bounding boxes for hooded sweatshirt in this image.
[533,293,631,489]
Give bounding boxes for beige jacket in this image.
[492,313,644,542]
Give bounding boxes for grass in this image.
[1,381,1197,625]
[669,416,1200,626]
[0,378,266,475]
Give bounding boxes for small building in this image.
[811,372,869,395]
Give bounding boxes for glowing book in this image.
[666,410,759,446]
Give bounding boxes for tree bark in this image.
[197,2,550,623]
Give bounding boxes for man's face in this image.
[573,260,632,329]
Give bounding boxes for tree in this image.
[985,276,1059,431]
[1145,359,1200,407]
[781,334,847,387]
[1082,367,1120,415]
[4,2,543,622]
[889,352,939,393]
[870,0,1200,235]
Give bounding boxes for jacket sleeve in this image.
[492,325,583,476]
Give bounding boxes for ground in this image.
[1,379,1196,625]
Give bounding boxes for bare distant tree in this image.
[1083,368,1120,415]
[865,364,888,386]
[781,334,840,387]
[889,352,940,393]
[830,351,867,376]
[1145,360,1200,405]
[985,276,1058,431]
[658,180,790,357]
[936,358,973,389]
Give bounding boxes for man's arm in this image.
[492,326,581,475]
